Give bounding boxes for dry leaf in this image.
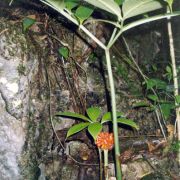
[167,124,174,137]
[147,141,156,152]
[27,14,36,20]
[38,35,47,41]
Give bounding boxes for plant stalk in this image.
[105,49,122,180]
[9,0,14,5]
[98,148,103,180]
[167,13,180,165]
[104,150,109,180]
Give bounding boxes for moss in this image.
[20,111,52,179]
[0,17,39,63]
[17,63,26,75]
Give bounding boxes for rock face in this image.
[0,95,24,179]
[0,17,39,179]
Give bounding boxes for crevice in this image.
[0,88,19,120]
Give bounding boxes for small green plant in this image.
[170,140,180,152]
[145,78,174,120]
[56,107,138,140]
[56,106,138,179]
[134,74,179,121]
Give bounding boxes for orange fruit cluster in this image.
[95,132,114,150]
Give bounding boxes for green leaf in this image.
[132,101,150,108]
[101,112,112,122]
[152,64,157,72]
[88,122,102,140]
[122,0,163,20]
[65,0,78,10]
[86,107,101,122]
[145,78,167,90]
[164,66,172,81]
[84,0,122,21]
[145,79,156,90]
[75,5,94,24]
[58,47,69,59]
[23,18,36,32]
[160,103,173,120]
[117,118,139,130]
[166,65,172,73]
[175,95,180,105]
[156,80,167,90]
[40,0,79,25]
[147,94,159,102]
[56,111,91,122]
[67,122,90,138]
[101,111,124,124]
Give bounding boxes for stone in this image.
[65,141,91,161]
[122,159,154,180]
[61,164,79,180]
[0,15,39,179]
[0,94,25,180]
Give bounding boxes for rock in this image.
[0,17,39,179]
[61,164,79,180]
[38,163,46,180]
[65,141,91,161]
[122,159,154,180]
[0,18,39,119]
[0,94,25,180]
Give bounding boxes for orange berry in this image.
[95,132,114,150]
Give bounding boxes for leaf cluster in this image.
[134,75,180,120]
[56,107,138,140]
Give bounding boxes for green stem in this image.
[108,28,123,49]
[79,25,106,50]
[105,49,122,180]
[108,28,118,46]
[98,148,103,180]
[9,0,14,5]
[40,0,106,50]
[84,18,120,27]
[167,8,180,165]
[108,12,180,49]
[104,150,109,180]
